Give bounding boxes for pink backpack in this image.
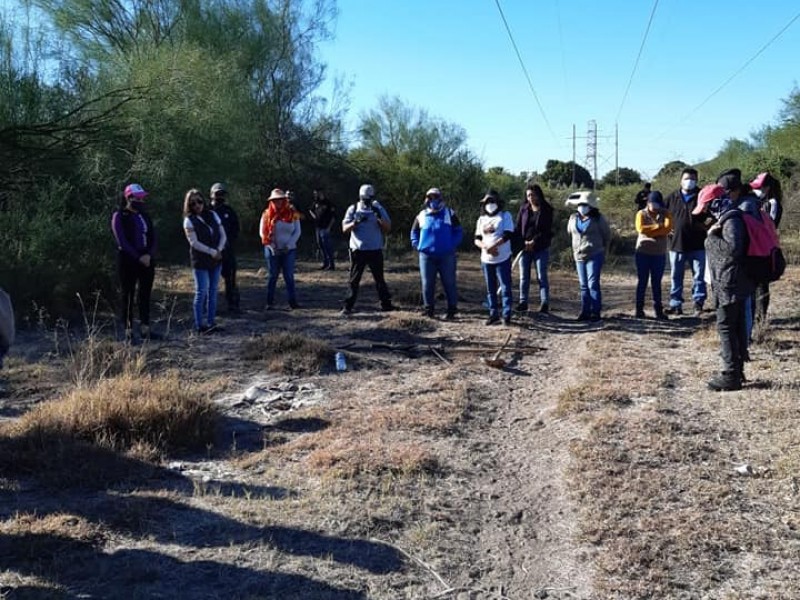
[742,211,785,283]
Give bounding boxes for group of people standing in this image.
[110,169,785,394]
[633,168,785,391]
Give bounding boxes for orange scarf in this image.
[260,201,298,245]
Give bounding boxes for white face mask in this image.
[577,204,591,216]
[681,178,697,191]
[484,203,498,214]
[753,189,764,199]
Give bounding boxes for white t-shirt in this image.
[475,211,514,264]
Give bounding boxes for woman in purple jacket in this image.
[111,183,158,342]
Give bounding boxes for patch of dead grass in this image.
[241,331,333,375]
[1,371,217,474]
[382,314,437,334]
[239,369,469,478]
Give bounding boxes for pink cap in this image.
[749,172,768,190]
[692,184,724,215]
[124,183,149,199]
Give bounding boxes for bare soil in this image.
[1,255,799,599]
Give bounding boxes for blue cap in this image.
[647,191,664,207]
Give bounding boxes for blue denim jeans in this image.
[192,265,221,330]
[668,250,707,308]
[575,252,604,317]
[419,252,458,310]
[316,228,335,268]
[519,248,550,305]
[635,252,666,308]
[265,248,297,306]
[482,258,512,319]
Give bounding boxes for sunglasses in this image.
[190,199,204,206]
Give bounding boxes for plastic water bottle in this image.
[335,352,347,372]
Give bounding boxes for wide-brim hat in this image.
[268,188,287,201]
[565,190,598,208]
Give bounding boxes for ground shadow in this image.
[0,534,369,599]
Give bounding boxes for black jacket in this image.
[515,201,554,253]
[212,204,239,247]
[664,188,707,252]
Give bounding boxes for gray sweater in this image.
[567,213,611,261]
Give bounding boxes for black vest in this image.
[188,212,222,270]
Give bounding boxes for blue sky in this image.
[319,0,800,180]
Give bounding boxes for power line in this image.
[492,0,560,146]
[655,9,800,143]
[615,0,660,123]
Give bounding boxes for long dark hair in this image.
[182,188,207,217]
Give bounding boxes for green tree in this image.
[351,95,485,240]
[541,159,593,189]
[599,167,641,187]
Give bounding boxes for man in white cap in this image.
[340,184,395,314]
[411,187,462,319]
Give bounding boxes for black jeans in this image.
[118,254,155,329]
[716,300,748,377]
[344,249,391,310]
[221,249,240,309]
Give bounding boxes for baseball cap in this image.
[646,191,664,207]
[426,187,442,198]
[749,172,768,190]
[716,169,742,192]
[359,184,375,200]
[692,184,725,215]
[210,182,227,196]
[124,183,148,200]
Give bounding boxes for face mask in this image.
[428,199,443,211]
[484,203,499,215]
[577,204,591,216]
[681,179,697,191]
[709,197,732,218]
[753,189,764,199]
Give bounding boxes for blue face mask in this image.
[577,204,591,216]
[428,199,443,211]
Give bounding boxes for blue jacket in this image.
[410,207,463,256]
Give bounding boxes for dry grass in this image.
[563,293,800,598]
[555,332,667,416]
[0,372,217,486]
[241,331,333,375]
[239,369,469,478]
[383,314,437,334]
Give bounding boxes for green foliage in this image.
[350,95,485,241]
[541,159,593,189]
[599,167,641,188]
[485,167,527,206]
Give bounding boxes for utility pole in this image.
[586,120,597,189]
[615,122,619,186]
[571,123,576,188]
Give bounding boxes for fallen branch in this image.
[429,347,451,364]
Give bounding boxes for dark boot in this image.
[707,372,742,392]
[654,304,668,320]
[635,302,645,319]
